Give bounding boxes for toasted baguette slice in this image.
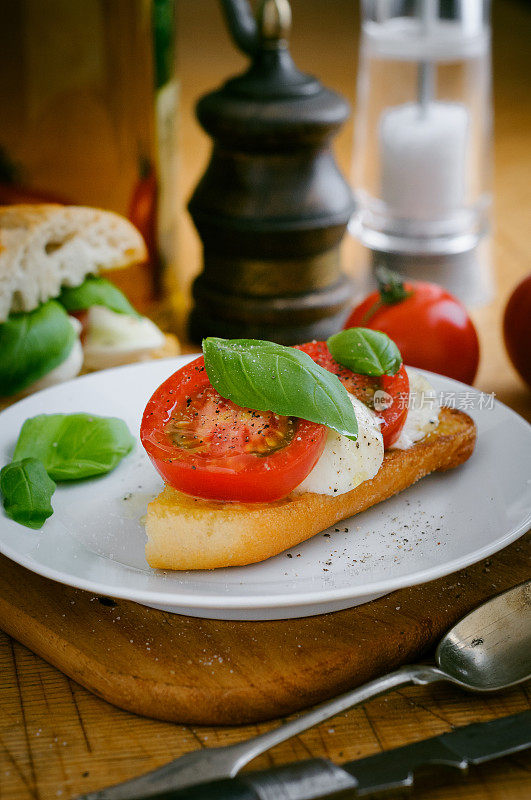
[0,204,147,322]
[145,407,476,570]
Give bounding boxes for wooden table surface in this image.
[1,2,530,799]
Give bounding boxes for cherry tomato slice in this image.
[295,341,409,449]
[140,356,327,502]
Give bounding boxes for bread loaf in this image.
[0,204,146,322]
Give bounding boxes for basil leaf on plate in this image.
[0,458,56,529]
[203,338,358,440]
[328,328,402,377]
[57,275,139,317]
[0,300,77,396]
[13,414,135,480]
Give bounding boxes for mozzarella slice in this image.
[21,317,83,396]
[82,306,165,370]
[293,394,384,496]
[392,368,440,449]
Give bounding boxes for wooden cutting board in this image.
[0,535,528,726]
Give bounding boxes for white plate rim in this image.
[0,358,530,611]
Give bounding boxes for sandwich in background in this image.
[0,204,179,399]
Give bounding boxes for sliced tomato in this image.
[140,356,327,502]
[295,341,409,449]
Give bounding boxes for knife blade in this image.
[122,710,531,800]
[344,708,531,796]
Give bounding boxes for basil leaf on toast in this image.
[328,328,402,376]
[203,338,358,440]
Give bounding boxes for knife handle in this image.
[137,711,531,800]
[139,777,256,800]
[141,758,357,800]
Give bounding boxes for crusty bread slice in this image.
[145,407,476,570]
[0,204,147,322]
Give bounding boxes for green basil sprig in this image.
[1,413,135,529]
[13,413,135,480]
[0,301,76,396]
[0,458,56,529]
[328,328,402,377]
[57,275,139,317]
[203,338,358,440]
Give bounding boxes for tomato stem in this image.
[376,266,413,305]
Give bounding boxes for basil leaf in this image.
[0,301,76,396]
[203,338,358,440]
[13,414,135,480]
[328,328,402,377]
[0,458,56,529]
[57,276,139,317]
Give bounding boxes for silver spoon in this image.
[81,580,531,800]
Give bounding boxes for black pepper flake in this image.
[98,596,117,607]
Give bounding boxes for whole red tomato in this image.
[344,269,480,385]
[503,274,531,389]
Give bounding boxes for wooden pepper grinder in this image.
[188,0,355,344]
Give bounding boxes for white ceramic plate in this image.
[0,356,530,620]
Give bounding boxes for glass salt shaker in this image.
[350,0,493,305]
